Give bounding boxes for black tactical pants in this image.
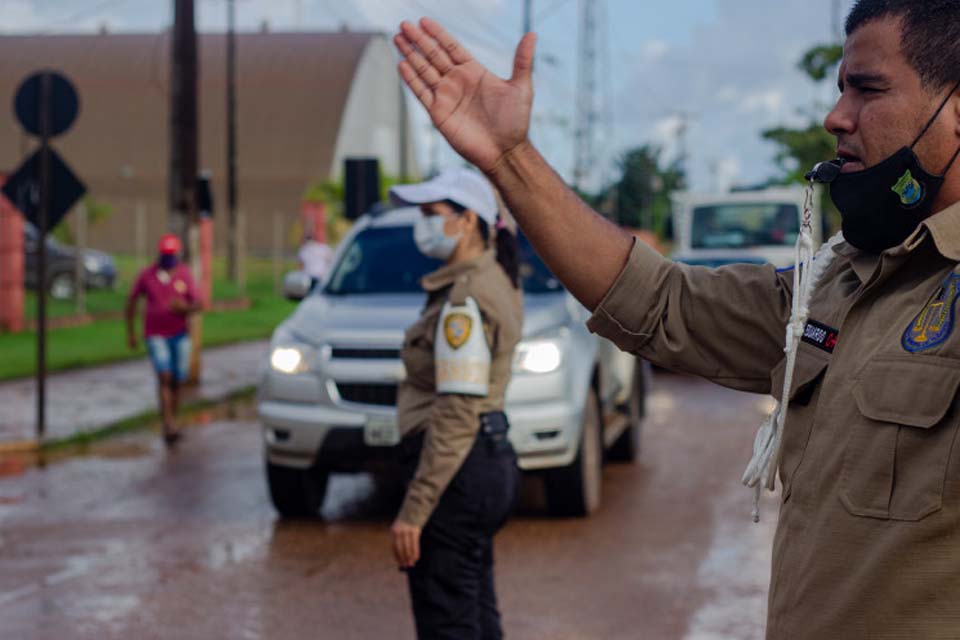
[402,412,520,640]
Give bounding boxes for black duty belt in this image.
[479,411,509,437]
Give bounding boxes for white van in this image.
[670,187,822,269]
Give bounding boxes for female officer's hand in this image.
[393,18,536,174]
[391,519,422,569]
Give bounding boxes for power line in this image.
[38,0,131,33]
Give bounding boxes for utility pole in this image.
[573,0,597,192]
[226,0,239,281]
[169,0,198,247]
[673,110,690,190]
[523,0,533,33]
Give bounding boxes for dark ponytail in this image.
[445,200,520,289]
[478,216,520,289]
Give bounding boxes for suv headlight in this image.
[514,333,565,374]
[270,346,310,374]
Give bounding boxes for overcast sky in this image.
[3,0,856,192]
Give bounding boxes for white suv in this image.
[258,207,648,518]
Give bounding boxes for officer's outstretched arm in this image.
[394,18,633,310]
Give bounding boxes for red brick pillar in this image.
[198,216,213,309]
[300,201,327,244]
[0,177,24,333]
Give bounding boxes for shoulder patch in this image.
[444,312,472,349]
[903,273,960,353]
[435,297,491,396]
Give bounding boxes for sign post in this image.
[3,70,85,441]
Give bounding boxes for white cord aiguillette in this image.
[741,181,844,522]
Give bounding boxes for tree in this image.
[607,145,684,236]
[761,42,844,231]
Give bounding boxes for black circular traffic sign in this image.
[14,71,79,138]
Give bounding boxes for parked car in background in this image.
[258,207,649,519]
[24,223,117,299]
[669,187,822,269]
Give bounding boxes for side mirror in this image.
[283,271,314,301]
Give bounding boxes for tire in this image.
[266,460,329,519]
[545,387,603,517]
[607,361,647,463]
[49,271,75,300]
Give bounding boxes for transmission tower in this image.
[573,0,597,192]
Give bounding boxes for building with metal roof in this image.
[0,30,417,252]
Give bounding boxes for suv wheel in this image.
[545,387,603,517]
[266,460,329,518]
[607,361,646,462]
[49,271,75,300]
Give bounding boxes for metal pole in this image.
[272,211,282,295]
[135,200,147,269]
[226,0,239,281]
[170,0,198,250]
[37,72,52,441]
[74,200,87,316]
[524,0,533,33]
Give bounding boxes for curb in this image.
[0,386,258,454]
[0,440,39,455]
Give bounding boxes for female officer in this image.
[389,168,523,640]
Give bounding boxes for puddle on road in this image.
[0,396,256,472]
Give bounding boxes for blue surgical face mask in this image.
[414,215,461,260]
[158,254,178,270]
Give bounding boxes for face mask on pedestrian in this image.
[158,254,178,270]
[414,214,461,260]
[822,80,960,255]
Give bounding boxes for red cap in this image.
[158,233,181,255]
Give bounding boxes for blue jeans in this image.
[145,333,191,383]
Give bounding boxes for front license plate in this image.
[364,415,400,447]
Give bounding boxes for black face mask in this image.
[808,80,960,255]
[158,254,178,270]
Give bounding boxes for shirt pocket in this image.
[840,355,960,521]
[770,348,830,501]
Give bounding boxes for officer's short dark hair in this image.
[846,0,960,91]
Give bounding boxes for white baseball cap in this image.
[389,168,498,226]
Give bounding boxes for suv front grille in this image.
[330,347,401,360]
[336,383,398,407]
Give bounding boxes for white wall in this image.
[331,35,419,180]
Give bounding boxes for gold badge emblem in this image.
[174,280,187,294]
[444,313,472,349]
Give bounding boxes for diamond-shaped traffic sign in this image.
[1,146,86,233]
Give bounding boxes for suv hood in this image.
[278,291,576,348]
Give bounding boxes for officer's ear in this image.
[461,209,480,233]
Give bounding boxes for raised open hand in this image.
[394,18,536,173]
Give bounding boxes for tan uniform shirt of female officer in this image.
[396,249,522,527]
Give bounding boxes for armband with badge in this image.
[435,297,491,396]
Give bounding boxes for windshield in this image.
[691,202,799,249]
[324,223,563,295]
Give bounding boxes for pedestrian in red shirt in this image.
[125,234,202,444]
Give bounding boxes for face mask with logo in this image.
[414,215,461,260]
[810,80,960,255]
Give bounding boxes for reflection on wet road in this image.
[0,373,777,639]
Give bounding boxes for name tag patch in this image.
[801,320,838,353]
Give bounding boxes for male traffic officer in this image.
[393,1,960,637]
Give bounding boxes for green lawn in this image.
[3,254,300,381]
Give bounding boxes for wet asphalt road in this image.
[0,373,778,640]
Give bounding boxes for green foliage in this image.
[798,44,844,82]
[607,145,685,236]
[761,42,845,232]
[762,124,837,184]
[51,196,114,245]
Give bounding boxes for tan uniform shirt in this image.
[397,250,523,528]
[588,200,960,639]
